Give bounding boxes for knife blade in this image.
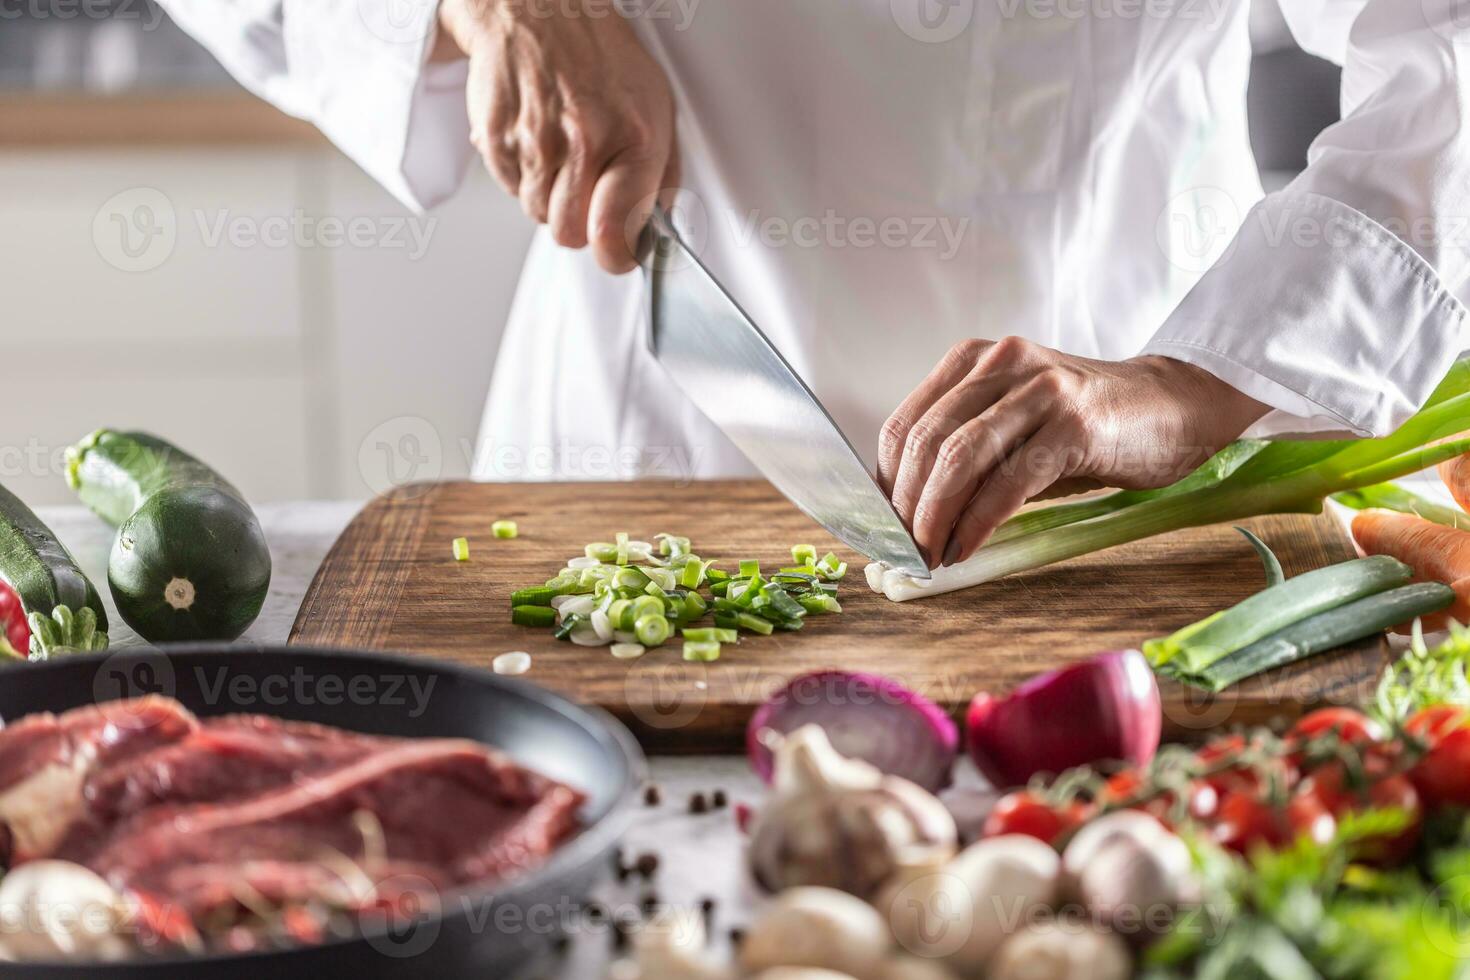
[640,207,930,580]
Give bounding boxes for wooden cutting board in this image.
[290,481,1387,752]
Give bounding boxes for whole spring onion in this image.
[1145,555,1413,675]
[875,358,1470,601]
[1181,581,1456,691]
[1333,482,1470,530]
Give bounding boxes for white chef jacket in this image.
[162,0,1470,482]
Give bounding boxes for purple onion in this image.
[748,671,959,792]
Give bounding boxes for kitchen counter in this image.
[39,501,986,976]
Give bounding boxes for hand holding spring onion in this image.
[878,339,1268,567]
[872,358,1470,601]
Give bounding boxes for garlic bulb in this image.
[1061,810,1194,938]
[749,725,957,898]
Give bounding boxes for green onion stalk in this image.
[880,359,1470,602]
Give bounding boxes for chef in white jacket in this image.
[161,0,1468,568]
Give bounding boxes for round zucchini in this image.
[0,482,109,658]
[66,430,271,643]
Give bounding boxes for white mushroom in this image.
[874,955,958,980]
[739,887,892,978]
[880,834,1060,975]
[1060,810,1194,937]
[0,860,134,962]
[987,918,1132,980]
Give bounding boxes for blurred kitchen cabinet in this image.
[0,145,535,506]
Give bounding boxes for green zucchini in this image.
[66,430,271,643]
[0,482,109,658]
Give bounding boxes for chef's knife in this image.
[640,207,930,580]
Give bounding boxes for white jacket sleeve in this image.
[1141,0,1470,437]
[157,0,474,211]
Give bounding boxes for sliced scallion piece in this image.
[511,587,556,607]
[791,544,817,566]
[683,627,738,644]
[512,605,557,628]
[739,559,761,579]
[492,520,518,539]
[635,613,672,647]
[452,537,470,561]
[683,640,721,662]
[798,594,842,615]
[611,642,646,660]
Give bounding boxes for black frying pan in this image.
[0,645,646,979]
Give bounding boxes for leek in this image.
[878,359,1470,602]
[1332,483,1470,529]
[1181,582,1455,692]
[1145,555,1412,674]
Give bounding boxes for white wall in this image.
[0,146,534,505]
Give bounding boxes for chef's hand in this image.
[436,0,679,273]
[879,338,1267,568]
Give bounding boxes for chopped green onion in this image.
[585,542,618,562]
[657,533,692,557]
[739,559,761,579]
[681,592,708,621]
[683,627,738,644]
[630,594,664,622]
[511,587,556,607]
[511,605,557,628]
[635,614,672,647]
[706,568,730,583]
[555,612,586,641]
[798,595,842,615]
[791,544,817,566]
[734,612,774,635]
[681,559,710,590]
[683,640,721,662]
[452,537,470,561]
[816,553,848,580]
[611,642,646,660]
[492,520,518,539]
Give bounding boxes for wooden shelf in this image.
[0,91,326,148]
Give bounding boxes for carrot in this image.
[1351,509,1470,631]
[1441,453,1470,514]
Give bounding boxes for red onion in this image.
[967,649,1161,788]
[748,671,959,792]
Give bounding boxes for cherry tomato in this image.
[1411,725,1470,809]
[0,581,28,656]
[1210,787,1336,855]
[1098,770,1189,826]
[1405,705,1469,744]
[983,791,1088,845]
[1298,763,1423,865]
[1290,707,1383,749]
